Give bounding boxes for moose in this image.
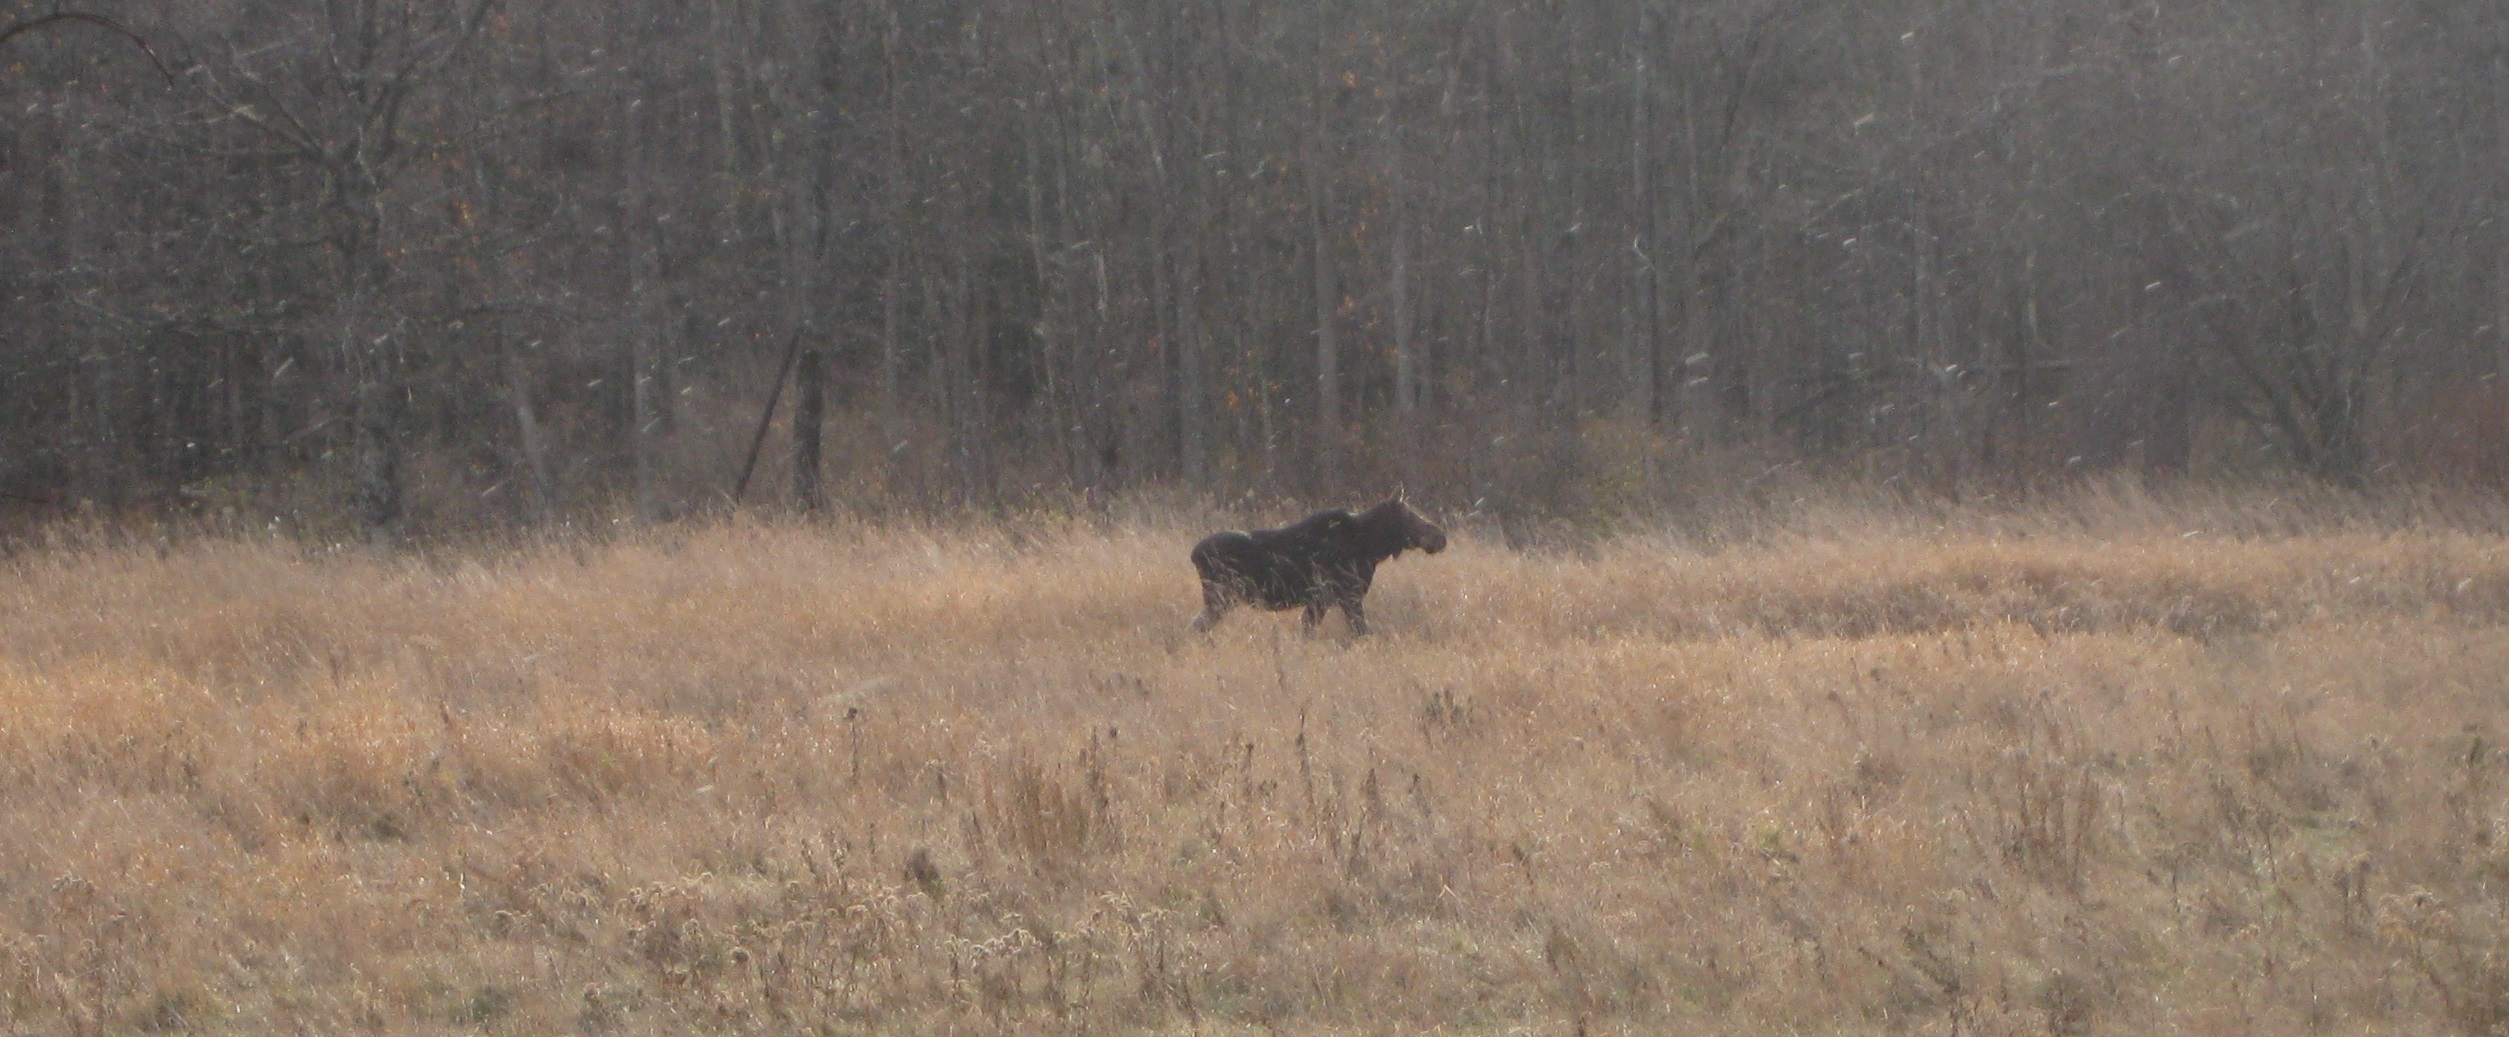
[1189,496,1448,635]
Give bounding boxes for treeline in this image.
[3,0,2507,536]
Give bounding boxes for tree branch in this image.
[0,12,177,89]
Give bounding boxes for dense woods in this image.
[4,0,2508,535]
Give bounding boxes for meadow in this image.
[10,486,2509,1034]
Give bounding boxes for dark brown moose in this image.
[1189,497,1448,635]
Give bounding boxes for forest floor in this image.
[10,489,2509,1035]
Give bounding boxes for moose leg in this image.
[1302,598,1330,633]
[1190,582,1233,632]
[1341,594,1368,637]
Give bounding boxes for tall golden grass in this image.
[9,491,2509,1034]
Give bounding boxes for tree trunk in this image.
[1390,189,1420,491]
[1625,19,1659,422]
[879,0,908,446]
[340,239,401,545]
[707,0,746,237]
[792,344,826,511]
[1392,217,1417,418]
[507,351,554,523]
[1672,41,1719,443]
[1309,3,1341,491]
[350,352,403,542]
[1177,241,1209,485]
[625,88,661,521]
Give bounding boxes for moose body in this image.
[1189,498,1448,635]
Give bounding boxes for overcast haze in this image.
[3,0,2503,536]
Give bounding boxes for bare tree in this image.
[172,0,504,539]
[3,0,2505,535]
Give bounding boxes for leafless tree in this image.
[2,0,2503,534]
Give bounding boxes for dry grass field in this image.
[13,488,2509,1035]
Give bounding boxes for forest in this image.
[3,0,2507,536]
